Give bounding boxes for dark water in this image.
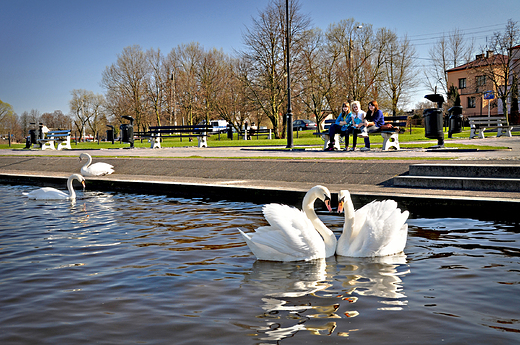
[0,184,519,344]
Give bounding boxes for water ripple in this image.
[0,185,519,344]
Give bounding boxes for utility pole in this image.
[285,0,293,148]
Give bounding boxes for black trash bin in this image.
[25,124,37,149]
[423,94,445,148]
[120,116,134,148]
[106,125,115,144]
[448,106,463,138]
[423,108,444,139]
[29,129,37,144]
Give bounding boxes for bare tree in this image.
[325,20,390,110]
[297,27,338,127]
[239,0,311,138]
[479,19,520,123]
[87,94,107,141]
[425,28,474,97]
[215,57,255,131]
[196,48,228,125]
[145,48,166,126]
[101,45,148,130]
[381,34,418,115]
[167,42,204,126]
[40,110,72,129]
[69,89,105,140]
[70,89,91,140]
[19,109,40,137]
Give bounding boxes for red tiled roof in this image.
[446,54,509,72]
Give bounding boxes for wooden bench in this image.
[237,128,272,140]
[135,125,212,148]
[468,116,513,139]
[314,116,407,151]
[37,130,72,150]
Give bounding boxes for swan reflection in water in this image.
[242,254,409,341]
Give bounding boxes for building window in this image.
[468,97,476,108]
[476,75,486,87]
[459,78,466,89]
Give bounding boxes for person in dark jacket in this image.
[360,100,385,151]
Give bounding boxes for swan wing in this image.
[239,204,326,261]
[263,204,325,254]
[339,200,409,257]
[81,162,114,176]
[358,200,409,256]
[25,187,69,200]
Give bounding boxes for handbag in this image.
[380,123,394,130]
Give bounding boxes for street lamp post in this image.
[285,0,293,148]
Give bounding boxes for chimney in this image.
[486,50,494,58]
[476,54,484,60]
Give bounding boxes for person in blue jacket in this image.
[360,100,385,151]
[325,102,352,151]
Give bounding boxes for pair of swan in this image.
[239,186,409,261]
[24,153,113,200]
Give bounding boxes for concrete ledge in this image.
[409,164,520,178]
[3,172,520,222]
[394,175,520,192]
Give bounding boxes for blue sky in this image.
[1,0,518,115]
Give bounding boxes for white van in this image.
[210,120,228,133]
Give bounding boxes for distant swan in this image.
[336,190,409,257]
[24,174,85,200]
[238,185,336,261]
[79,153,114,176]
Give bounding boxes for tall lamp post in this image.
[285,0,293,148]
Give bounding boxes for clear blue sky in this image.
[1,0,518,115]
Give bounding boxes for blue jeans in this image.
[363,126,380,148]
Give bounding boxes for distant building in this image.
[446,51,507,117]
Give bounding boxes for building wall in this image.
[447,66,501,117]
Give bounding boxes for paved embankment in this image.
[1,136,520,221]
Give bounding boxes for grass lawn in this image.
[0,127,514,151]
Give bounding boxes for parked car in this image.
[293,119,317,131]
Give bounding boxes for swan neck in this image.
[342,196,356,242]
[85,154,92,167]
[303,194,336,257]
[67,176,76,199]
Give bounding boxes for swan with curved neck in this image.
[336,190,409,257]
[79,153,114,176]
[301,185,337,258]
[24,174,86,200]
[238,185,335,261]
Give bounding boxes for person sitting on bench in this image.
[360,100,385,152]
[325,102,352,151]
[346,101,367,151]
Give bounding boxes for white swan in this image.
[24,174,85,200]
[336,190,409,257]
[238,185,336,261]
[79,153,114,176]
